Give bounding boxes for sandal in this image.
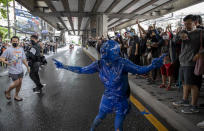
[4,91,11,100]
[159,84,166,88]
[14,97,23,101]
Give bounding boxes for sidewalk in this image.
[83,46,204,131]
[129,75,204,131]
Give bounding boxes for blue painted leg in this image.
[90,111,107,131]
[114,114,126,131]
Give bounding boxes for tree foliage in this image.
[0,0,13,19]
[0,26,8,39]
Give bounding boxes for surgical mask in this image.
[162,35,169,40]
[12,43,18,47]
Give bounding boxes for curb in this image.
[83,47,202,131]
[129,80,202,131]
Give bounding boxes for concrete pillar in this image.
[90,16,97,38]
[82,35,86,46]
[90,15,108,39]
[82,29,89,46]
[96,14,108,38]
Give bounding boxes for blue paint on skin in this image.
[53,40,166,131]
[141,109,150,115]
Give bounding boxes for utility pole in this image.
[41,19,43,40]
[6,0,10,38]
[13,0,16,35]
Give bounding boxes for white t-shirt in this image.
[1,47,26,74]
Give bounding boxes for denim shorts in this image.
[179,66,202,88]
[9,72,24,81]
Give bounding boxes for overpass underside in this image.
[16,0,203,40]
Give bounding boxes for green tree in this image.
[0,26,14,40]
[0,0,12,19]
[0,26,8,40]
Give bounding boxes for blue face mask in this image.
[130,32,134,36]
[100,40,120,61]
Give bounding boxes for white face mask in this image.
[162,35,169,40]
[185,26,196,32]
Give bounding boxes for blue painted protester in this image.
[53,40,166,131]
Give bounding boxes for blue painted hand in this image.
[152,54,167,68]
[52,58,64,69]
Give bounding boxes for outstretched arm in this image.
[136,19,147,35]
[124,54,166,75]
[52,59,99,74]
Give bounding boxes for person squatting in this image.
[53,40,166,131]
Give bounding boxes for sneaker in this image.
[40,84,46,89]
[33,88,42,94]
[159,84,166,88]
[42,83,46,87]
[197,120,204,128]
[181,106,199,114]
[172,99,190,106]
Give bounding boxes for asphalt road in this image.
[0,46,170,131]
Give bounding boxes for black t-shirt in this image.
[130,36,140,55]
[150,36,160,57]
[140,38,147,54]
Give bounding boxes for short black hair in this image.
[183,14,196,22]
[31,35,38,40]
[11,36,19,41]
[194,15,202,24]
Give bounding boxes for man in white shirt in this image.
[0,36,30,101]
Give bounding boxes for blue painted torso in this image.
[98,59,129,99]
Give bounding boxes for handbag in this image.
[194,30,204,76]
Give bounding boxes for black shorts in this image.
[9,73,24,81]
[179,66,202,89]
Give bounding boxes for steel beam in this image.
[84,0,103,35]
[108,0,140,22]
[113,0,202,30]
[108,0,159,27]
[132,0,158,13]
[78,0,86,35]
[105,0,121,13]
[61,0,75,35]
[31,11,149,19]
[43,0,71,34]
[92,0,104,12]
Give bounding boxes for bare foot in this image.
[5,91,11,100]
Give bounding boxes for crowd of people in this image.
[95,14,204,115]
[93,14,204,128]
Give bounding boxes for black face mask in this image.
[30,40,36,45]
[12,43,18,47]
